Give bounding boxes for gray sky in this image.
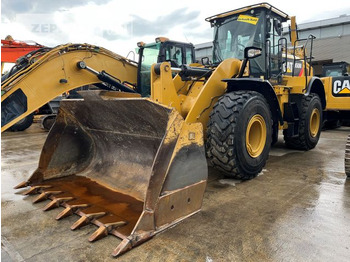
[1,0,350,57]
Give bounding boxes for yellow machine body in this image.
[321,76,350,110]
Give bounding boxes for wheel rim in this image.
[309,108,320,138]
[246,114,267,158]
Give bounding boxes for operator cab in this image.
[136,37,195,96]
[322,62,349,77]
[206,3,289,80]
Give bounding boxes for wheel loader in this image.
[320,62,350,128]
[15,2,329,257]
[1,37,195,132]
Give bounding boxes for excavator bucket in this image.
[15,91,207,257]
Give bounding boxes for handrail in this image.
[290,34,316,87]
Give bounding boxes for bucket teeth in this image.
[71,212,106,230]
[88,225,108,242]
[55,204,89,220]
[22,185,52,195]
[56,207,73,220]
[112,238,132,257]
[88,221,127,242]
[43,196,74,211]
[33,191,62,203]
[71,216,90,230]
[14,181,29,189]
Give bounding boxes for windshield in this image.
[141,43,161,68]
[325,68,344,77]
[138,43,161,96]
[213,11,264,63]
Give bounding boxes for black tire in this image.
[283,94,322,150]
[206,91,272,180]
[41,115,56,131]
[9,114,34,131]
[345,135,350,178]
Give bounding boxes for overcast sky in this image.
[1,0,350,57]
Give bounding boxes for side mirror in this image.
[201,57,210,65]
[238,47,262,78]
[244,47,262,59]
[274,19,282,35]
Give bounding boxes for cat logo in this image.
[283,60,303,76]
[332,76,350,97]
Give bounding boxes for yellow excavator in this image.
[1,38,195,132]
[15,2,335,257]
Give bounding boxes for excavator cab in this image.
[136,37,195,96]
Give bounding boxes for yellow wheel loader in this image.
[1,38,195,132]
[320,62,350,128]
[15,3,328,257]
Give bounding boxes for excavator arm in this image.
[1,43,139,132]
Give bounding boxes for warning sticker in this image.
[237,15,259,25]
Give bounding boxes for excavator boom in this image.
[1,43,138,132]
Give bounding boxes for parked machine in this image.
[15,2,339,257]
[320,61,350,127]
[1,38,195,132]
[1,35,45,74]
[322,61,349,77]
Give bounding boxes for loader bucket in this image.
[15,92,208,257]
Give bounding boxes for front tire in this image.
[284,94,322,150]
[206,91,272,180]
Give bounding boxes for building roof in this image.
[283,14,350,35]
[297,15,350,31]
[312,35,350,63]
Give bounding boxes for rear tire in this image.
[283,94,322,150]
[9,114,34,131]
[206,91,272,180]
